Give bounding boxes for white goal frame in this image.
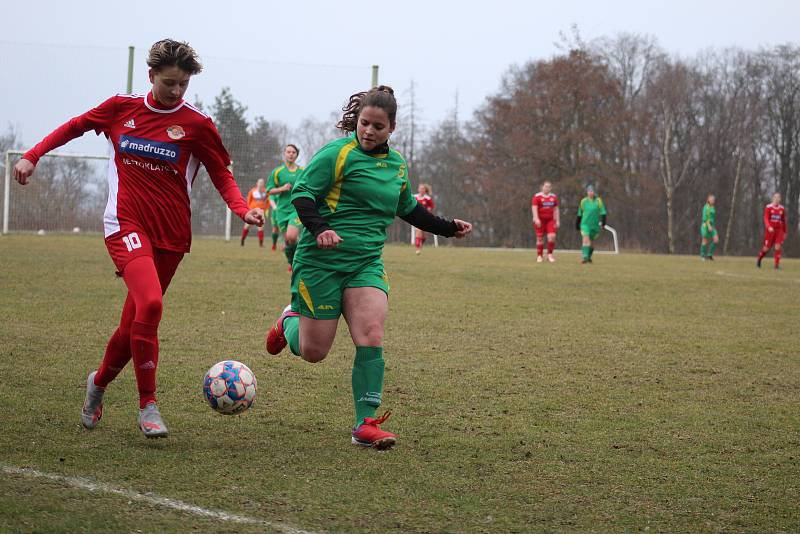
[3,149,110,234]
[558,225,620,254]
[409,224,439,247]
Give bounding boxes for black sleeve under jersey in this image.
[292,196,331,237]
[400,203,458,237]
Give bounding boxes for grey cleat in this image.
[138,402,169,438]
[81,371,105,429]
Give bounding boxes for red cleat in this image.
[351,411,396,450]
[271,243,277,251]
[266,306,299,355]
[287,264,293,273]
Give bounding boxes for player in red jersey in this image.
[413,183,435,254]
[531,181,560,263]
[242,178,269,246]
[13,39,264,438]
[757,193,787,269]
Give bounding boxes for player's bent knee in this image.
[138,296,163,324]
[300,345,329,363]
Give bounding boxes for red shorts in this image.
[105,229,184,275]
[534,218,558,238]
[763,228,786,248]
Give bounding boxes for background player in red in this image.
[757,192,787,269]
[531,180,560,263]
[242,178,269,246]
[12,39,264,438]
[413,183,435,254]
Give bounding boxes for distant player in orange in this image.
[242,178,269,246]
[413,183,435,254]
[531,181,559,263]
[757,192,787,269]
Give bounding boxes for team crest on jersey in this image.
[119,135,180,163]
[166,125,185,140]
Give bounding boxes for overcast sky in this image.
[1,0,797,160]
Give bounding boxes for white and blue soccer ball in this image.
[203,360,257,415]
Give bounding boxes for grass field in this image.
[1,234,798,533]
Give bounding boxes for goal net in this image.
[3,150,109,235]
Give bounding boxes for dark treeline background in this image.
[3,33,798,255]
[410,33,800,255]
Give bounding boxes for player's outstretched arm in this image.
[400,204,471,238]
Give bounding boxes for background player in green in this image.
[575,184,607,263]
[267,144,304,270]
[265,86,472,450]
[700,193,719,260]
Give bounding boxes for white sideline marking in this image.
[1,464,316,534]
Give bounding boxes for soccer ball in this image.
[203,360,257,415]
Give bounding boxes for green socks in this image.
[589,246,594,259]
[283,314,301,356]
[709,242,716,257]
[284,243,296,266]
[272,232,279,246]
[582,245,590,261]
[700,244,707,258]
[352,346,384,428]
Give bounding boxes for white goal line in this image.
[1,463,316,534]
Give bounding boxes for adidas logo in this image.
[138,360,156,370]
[124,118,136,129]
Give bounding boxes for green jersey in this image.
[291,136,417,271]
[702,203,716,229]
[578,196,607,228]
[269,164,304,215]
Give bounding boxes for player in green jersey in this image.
[700,194,719,260]
[575,185,607,263]
[267,144,304,270]
[266,86,472,449]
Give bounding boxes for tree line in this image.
[412,34,800,255]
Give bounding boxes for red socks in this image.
[131,321,159,408]
[775,249,782,267]
[536,243,544,256]
[92,253,182,407]
[547,240,555,254]
[258,229,264,246]
[94,297,135,388]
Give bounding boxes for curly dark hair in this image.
[337,85,397,133]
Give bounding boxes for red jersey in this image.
[23,93,248,253]
[763,203,787,232]
[414,193,435,212]
[532,192,558,220]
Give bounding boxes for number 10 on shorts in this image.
[122,232,142,252]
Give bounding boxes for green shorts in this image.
[580,226,601,241]
[276,208,302,233]
[700,225,717,239]
[291,258,389,320]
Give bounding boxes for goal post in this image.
[409,223,439,247]
[3,149,110,235]
[557,225,620,254]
